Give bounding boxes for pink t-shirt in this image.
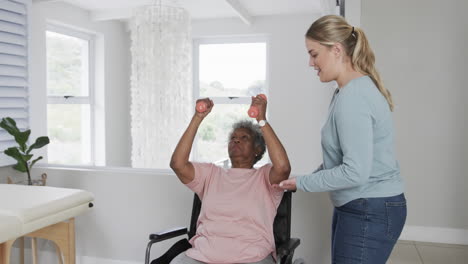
[185,163,284,264]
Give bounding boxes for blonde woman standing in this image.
[278,15,406,263]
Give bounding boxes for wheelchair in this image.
[145,191,300,264]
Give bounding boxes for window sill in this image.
[34,164,174,175]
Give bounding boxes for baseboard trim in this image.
[9,249,141,264]
[400,225,468,245]
[79,256,140,264]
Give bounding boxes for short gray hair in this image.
[228,120,266,165]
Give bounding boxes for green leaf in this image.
[5,147,32,162]
[0,117,20,136]
[5,148,28,173]
[29,156,43,170]
[26,136,50,154]
[13,162,27,172]
[15,129,31,152]
[4,147,22,161]
[2,118,49,171]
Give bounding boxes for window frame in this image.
[192,35,270,164]
[45,23,97,166]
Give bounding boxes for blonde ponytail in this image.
[306,15,394,111]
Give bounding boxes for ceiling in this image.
[33,0,337,24]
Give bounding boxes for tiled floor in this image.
[388,240,468,264]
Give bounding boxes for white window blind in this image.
[0,0,29,166]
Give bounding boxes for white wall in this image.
[29,2,131,167]
[361,0,468,230]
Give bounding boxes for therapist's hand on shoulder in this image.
[276,177,297,191]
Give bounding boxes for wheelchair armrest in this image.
[276,238,301,258]
[145,227,189,264]
[149,227,188,242]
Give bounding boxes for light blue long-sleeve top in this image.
[296,76,404,207]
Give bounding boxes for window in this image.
[46,25,95,165]
[193,37,269,166]
[0,0,29,166]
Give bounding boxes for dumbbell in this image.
[248,94,267,118]
[196,101,208,113]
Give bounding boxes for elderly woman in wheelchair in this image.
[166,95,291,264]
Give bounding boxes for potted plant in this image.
[0,117,50,185]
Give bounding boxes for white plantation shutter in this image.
[0,0,29,166]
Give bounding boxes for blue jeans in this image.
[331,193,407,264]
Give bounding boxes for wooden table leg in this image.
[19,237,24,264]
[25,218,76,264]
[0,239,15,264]
[68,218,75,264]
[31,238,38,264]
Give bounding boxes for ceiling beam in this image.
[85,1,255,24]
[224,0,253,26]
[90,9,133,21]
